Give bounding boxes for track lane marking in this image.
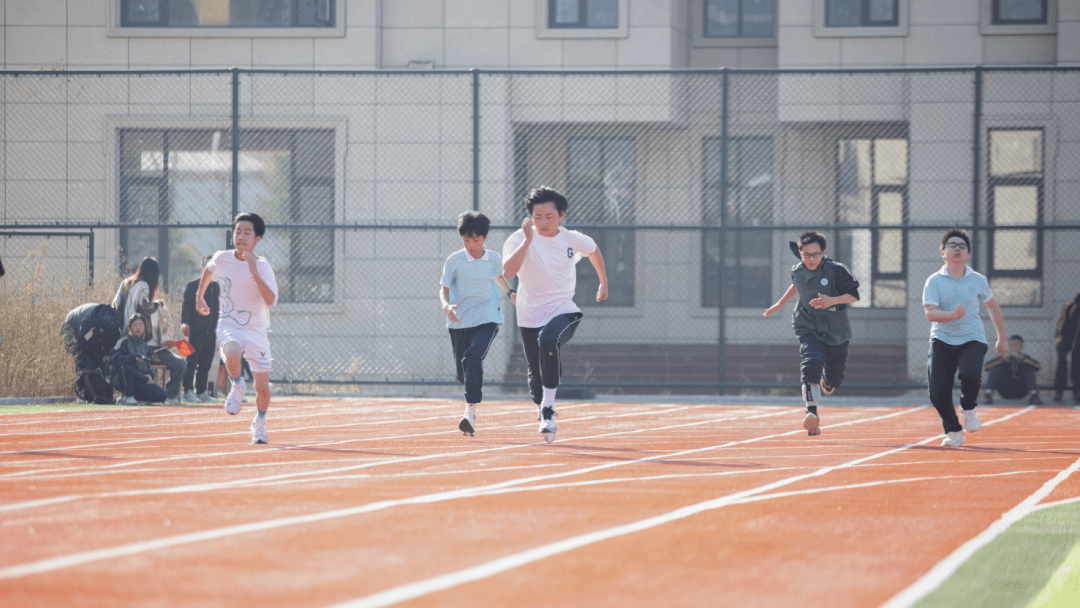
[321,407,1038,608]
[0,407,921,576]
[0,407,796,514]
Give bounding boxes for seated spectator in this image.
[983,335,1041,405]
[111,315,167,405]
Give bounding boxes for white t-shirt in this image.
[206,250,279,335]
[502,226,597,328]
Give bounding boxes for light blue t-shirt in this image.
[440,248,504,329]
[922,265,994,345]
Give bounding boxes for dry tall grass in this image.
[0,248,181,400]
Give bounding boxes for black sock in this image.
[807,405,818,415]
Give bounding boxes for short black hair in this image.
[525,186,569,215]
[1009,334,1024,343]
[457,211,491,237]
[941,228,970,251]
[798,231,827,252]
[233,212,266,238]
[127,314,144,329]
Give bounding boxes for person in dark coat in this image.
[1052,292,1080,404]
[181,255,220,403]
[763,231,860,437]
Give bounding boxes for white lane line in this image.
[319,416,993,608]
[0,401,615,460]
[0,406,926,577]
[0,407,796,514]
[0,404,707,481]
[1032,495,1080,512]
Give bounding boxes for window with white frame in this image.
[538,0,628,38]
[813,0,907,36]
[987,128,1043,307]
[992,0,1047,25]
[835,135,907,308]
[118,128,335,303]
[826,0,898,27]
[115,0,340,35]
[705,0,775,38]
[548,0,618,29]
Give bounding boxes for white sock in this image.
[803,382,820,406]
[465,404,476,419]
[541,387,557,409]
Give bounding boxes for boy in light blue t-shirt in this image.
[922,228,1007,448]
[440,211,515,436]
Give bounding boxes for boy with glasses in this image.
[922,228,1007,447]
[764,231,860,436]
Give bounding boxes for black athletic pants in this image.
[520,313,583,405]
[798,333,849,389]
[182,330,217,394]
[1052,346,1080,398]
[449,322,500,404]
[927,339,988,434]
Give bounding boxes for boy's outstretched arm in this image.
[764,284,798,317]
[195,267,214,316]
[588,248,608,302]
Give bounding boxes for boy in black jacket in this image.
[764,231,861,436]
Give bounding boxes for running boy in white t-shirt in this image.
[440,211,516,436]
[196,213,279,444]
[503,186,609,442]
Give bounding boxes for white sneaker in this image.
[165,396,181,406]
[225,377,245,415]
[803,412,821,436]
[196,391,214,403]
[539,406,557,443]
[942,430,966,447]
[459,411,476,436]
[251,414,268,444]
[123,395,137,405]
[962,408,981,433]
[182,390,199,403]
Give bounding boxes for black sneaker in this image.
[983,391,993,405]
[1028,393,1042,406]
[1052,393,1064,404]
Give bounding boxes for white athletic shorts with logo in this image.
[217,325,273,373]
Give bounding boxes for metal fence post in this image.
[229,67,240,249]
[718,69,729,396]
[472,69,481,212]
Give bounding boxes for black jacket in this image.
[1055,294,1080,353]
[182,279,220,336]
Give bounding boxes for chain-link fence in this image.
[2,67,1078,395]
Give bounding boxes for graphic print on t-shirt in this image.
[217,277,253,327]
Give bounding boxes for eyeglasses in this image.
[944,242,968,251]
[800,251,823,260]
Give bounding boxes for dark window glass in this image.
[567,137,635,307]
[826,0,898,27]
[705,0,775,38]
[702,137,774,308]
[993,0,1047,25]
[120,0,334,28]
[549,0,619,29]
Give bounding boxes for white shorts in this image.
[217,325,273,373]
